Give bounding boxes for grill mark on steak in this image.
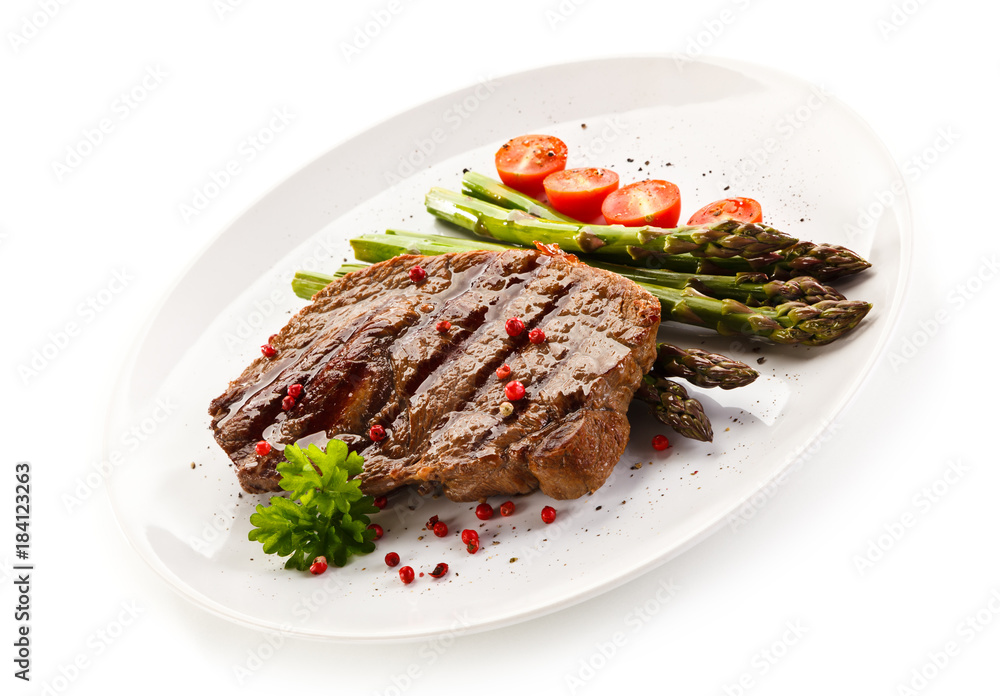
[395,275,643,499]
[217,296,391,455]
[362,252,545,458]
[417,279,584,457]
[361,264,612,498]
[283,307,414,440]
[394,255,504,398]
[367,257,578,472]
[209,249,660,500]
[212,292,396,431]
[394,295,583,493]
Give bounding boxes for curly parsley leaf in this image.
[248,438,378,571]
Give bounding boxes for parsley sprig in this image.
[248,438,378,570]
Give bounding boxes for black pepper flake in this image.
[723,185,730,191]
[757,357,766,364]
[595,505,602,511]
[462,168,470,174]
[581,123,587,129]
[627,158,634,162]
[509,557,518,563]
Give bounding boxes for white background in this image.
[3,1,998,694]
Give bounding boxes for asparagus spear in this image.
[659,241,872,282]
[653,344,758,390]
[456,172,872,281]
[609,265,845,305]
[635,375,714,442]
[301,229,871,345]
[349,231,508,264]
[461,170,580,222]
[347,232,868,345]
[426,187,796,263]
[649,285,870,346]
[296,263,867,346]
[292,267,363,299]
[353,230,845,306]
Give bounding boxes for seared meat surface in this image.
[209,249,659,501]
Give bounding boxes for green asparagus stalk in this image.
[295,261,868,346]
[300,230,871,345]
[292,267,363,299]
[456,173,872,281]
[355,230,844,306]
[461,170,581,223]
[652,242,872,282]
[425,187,796,263]
[635,375,713,442]
[352,232,867,345]
[649,285,870,347]
[652,344,758,390]
[349,231,507,264]
[590,263,845,305]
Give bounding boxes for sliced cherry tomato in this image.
[601,180,681,228]
[495,134,568,193]
[542,168,620,220]
[687,197,763,225]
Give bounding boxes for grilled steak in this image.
[209,248,660,502]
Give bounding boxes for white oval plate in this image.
[106,56,910,641]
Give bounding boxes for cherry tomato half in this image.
[542,168,620,220]
[687,197,763,225]
[495,134,568,193]
[601,180,681,228]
